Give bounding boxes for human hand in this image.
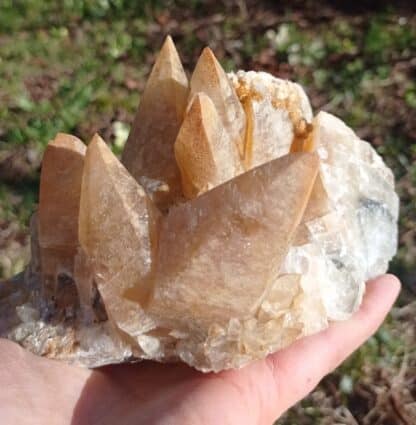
[0,275,400,425]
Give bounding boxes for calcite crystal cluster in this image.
[0,37,399,372]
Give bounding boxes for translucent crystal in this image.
[147,153,319,330]
[174,92,243,198]
[79,135,160,338]
[122,36,189,209]
[37,133,86,298]
[190,48,246,158]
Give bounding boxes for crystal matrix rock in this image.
[0,38,399,372]
[229,71,313,169]
[283,111,399,321]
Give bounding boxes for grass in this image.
[0,1,415,423]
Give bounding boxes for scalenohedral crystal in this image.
[0,37,399,372]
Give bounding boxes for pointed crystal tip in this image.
[175,92,242,198]
[191,47,227,89]
[148,35,188,84]
[190,46,247,164]
[198,46,218,67]
[88,132,106,151]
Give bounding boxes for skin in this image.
[0,274,400,425]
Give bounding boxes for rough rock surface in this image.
[0,38,399,372]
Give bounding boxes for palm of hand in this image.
[0,276,399,425]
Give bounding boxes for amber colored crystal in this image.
[38,133,86,297]
[147,153,319,329]
[121,36,189,209]
[190,47,246,158]
[79,134,160,336]
[174,92,242,198]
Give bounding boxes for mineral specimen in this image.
[0,37,399,372]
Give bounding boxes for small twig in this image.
[390,391,412,425]
[393,351,409,387]
[235,0,248,20]
[392,301,416,320]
